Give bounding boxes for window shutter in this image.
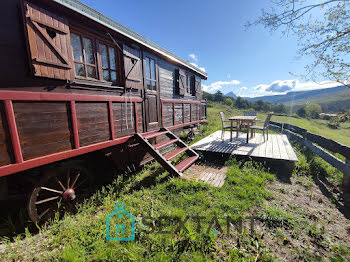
[195,77,201,99]
[23,2,73,80]
[123,44,142,89]
[175,68,186,95]
[190,75,196,96]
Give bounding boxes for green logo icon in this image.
[106,202,135,241]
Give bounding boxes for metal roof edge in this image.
[52,0,208,78]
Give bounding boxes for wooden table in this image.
[229,116,257,143]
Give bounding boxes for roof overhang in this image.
[52,0,208,79]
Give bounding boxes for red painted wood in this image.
[143,130,168,139]
[4,100,23,164]
[0,136,131,177]
[154,139,178,150]
[175,155,199,173]
[0,91,143,103]
[70,101,80,149]
[164,147,187,161]
[108,101,115,140]
[160,99,200,104]
[134,102,139,133]
[167,120,204,131]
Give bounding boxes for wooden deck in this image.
[182,164,227,187]
[191,131,299,162]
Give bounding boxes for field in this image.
[0,103,349,261]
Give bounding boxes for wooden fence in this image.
[269,121,350,192]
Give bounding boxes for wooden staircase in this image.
[135,128,199,176]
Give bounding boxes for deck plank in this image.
[191,131,298,162]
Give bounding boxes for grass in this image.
[257,112,350,146]
[0,159,276,261]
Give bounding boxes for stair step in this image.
[143,130,169,139]
[154,139,179,150]
[175,155,199,173]
[164,147,188,161]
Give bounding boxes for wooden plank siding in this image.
[14,102,72,161]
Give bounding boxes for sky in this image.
[79,0,341,97]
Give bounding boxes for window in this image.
[99,43,117,83]
[185,74,190,93]
[145,57,156,90]
[71,33,97,79]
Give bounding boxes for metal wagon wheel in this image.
[28,163,93,223]
[186,129,195,143]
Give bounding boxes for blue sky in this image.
[80,0,340,97]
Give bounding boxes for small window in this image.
[145,57,157,90]
[71,33,97,79]
[99,43,118,83]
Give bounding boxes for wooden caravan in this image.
[0,0,207,222]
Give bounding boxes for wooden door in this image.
[143,53,160,131]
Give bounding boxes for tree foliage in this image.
[247,0,350,84]
[305,103,322,118]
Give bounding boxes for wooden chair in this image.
[249,113,273,142]
[243,111,257,117]
[220,112,239,141]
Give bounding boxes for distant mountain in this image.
[226,92,237,99]
[243,86,347,104]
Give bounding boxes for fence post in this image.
[343,158,350,193]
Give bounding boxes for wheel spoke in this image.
[35,195,60,205]
[39,208,51,220]
[71,172,81,189]
[41,187,63,194]
[74,178,88,190]
[55,176,66,191]
[67,168,70,188]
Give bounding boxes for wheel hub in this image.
[62,188,76,201]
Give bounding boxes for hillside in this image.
[244,86,349,112]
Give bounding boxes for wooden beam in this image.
[4,100,23,164]
[108,101,115,140]
[70,101,80,149]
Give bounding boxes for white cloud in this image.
[240,86,248,90]
[189,53,198,63]
[202,80,240,92]
[190,62,206,72]
[251,79,341,96]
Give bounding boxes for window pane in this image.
[151,59,156,80]
[87,66,96,78]
[151,81,156,90]
[111,71,117,82]
[99,44,108,68]
[109,47,116,70]
[83,37,94,65]
[145,57,150,79]
[146,80,151,90]
[75,63,85,77]
[103,70,110,81]
[71,34,83,62]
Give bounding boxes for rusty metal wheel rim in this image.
[28,164,92,223]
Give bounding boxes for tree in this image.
[214,91,224,102]
[248,0,350,84]
[296,106,306,117]
[305,103,322,118]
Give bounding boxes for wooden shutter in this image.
[175,68,186,95]
[195,77,201,99]
[123,44,142,89]
[23,2,73,80]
